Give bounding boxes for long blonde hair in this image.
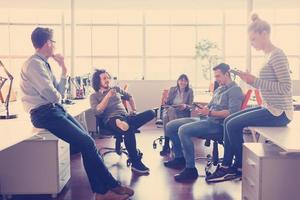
[248,13,271,34]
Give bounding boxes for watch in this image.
[208,110,212,116]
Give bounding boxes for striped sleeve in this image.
[252,50,291,95]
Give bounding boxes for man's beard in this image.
[101,83,109,90]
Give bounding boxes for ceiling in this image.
[0,0,299,10]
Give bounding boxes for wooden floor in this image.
[2,122,241,200]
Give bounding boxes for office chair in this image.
[152,89,169,150]
[91,84,144,166]
[96,115,142,167]
[195,126,224,176]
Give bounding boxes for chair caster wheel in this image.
[127,159,131,167]
[137,150,143,159]
[153,143,157,149]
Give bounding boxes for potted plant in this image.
[195,39,221,83]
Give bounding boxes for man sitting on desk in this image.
[90,69,155,174]
[164,63,244,182]
[20,27,133,200]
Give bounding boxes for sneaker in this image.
[164,157,186,170]
[174,167,199,182]
[155,119,163,125]
[116,119,129,131]
[131,160,150,174]
[205,165,240,183]
[160,145,171,156]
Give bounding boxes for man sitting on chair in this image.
[90,69,155,174]
[163,63,244,182]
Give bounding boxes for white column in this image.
[70,0,76,78]
[142,13,146,80]
[61,12,66,58]
[222,10,226,62]
[246,0,253,72]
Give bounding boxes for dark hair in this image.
[92,69,111,92]
[213,80,220,91]
[31,27,53,49]
[177,74,190,92]
[213,63,231,75]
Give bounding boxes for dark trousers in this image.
[222,106,291,169]
[105,110,155,162]
[30,104,119,194]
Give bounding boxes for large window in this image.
[1,8,300,93]
[0,8,64,90]
[251,9,300,80]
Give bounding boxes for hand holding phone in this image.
[229,69,241,76]
[193,103,203,109]
[107,88,117,98]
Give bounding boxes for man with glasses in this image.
[20,27,133,200]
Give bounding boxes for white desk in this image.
[244,111,300,200]
[249,112,300,153]
[0,99,90,152]
[0,102,33,151]
[64,99,90,117]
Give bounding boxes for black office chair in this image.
[96,115,143,167]
[197,85,253,176]
[196,133,224,176]
[152,107,191,151]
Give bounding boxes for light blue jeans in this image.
[165,117,223,168]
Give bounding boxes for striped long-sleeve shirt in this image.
[251,48,293,120]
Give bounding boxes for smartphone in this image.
[193,103,203,109]
[172,104,182,108]
[229,69,241,76]
[162,104,183,109]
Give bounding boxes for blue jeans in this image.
[222,106,291,169]
[30,103,119,194]
[166,117,223,168]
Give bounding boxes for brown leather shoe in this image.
[95,190,129,200]
[111,185,134,197]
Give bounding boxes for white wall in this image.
[292,80,300,96]
[116,80,174,111]
[114,80,300,112]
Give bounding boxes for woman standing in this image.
[206,14,293,183]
